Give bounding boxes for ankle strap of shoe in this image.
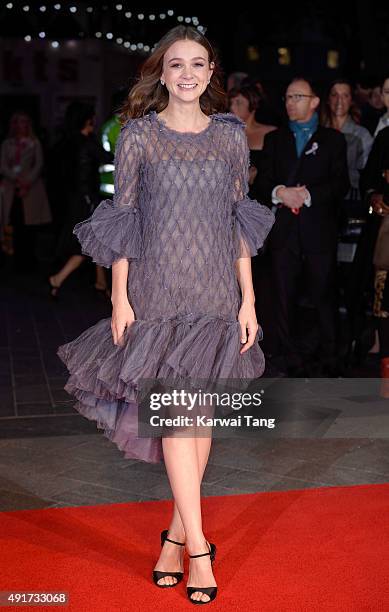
[165,536,185,546]
[189,551,211,558]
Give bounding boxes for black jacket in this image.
[257,125,349,252]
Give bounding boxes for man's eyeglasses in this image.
[283,94,316,102]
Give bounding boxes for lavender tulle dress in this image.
[57,111,275,463]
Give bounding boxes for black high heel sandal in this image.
[186,541,217,605]
[152,529,185,588]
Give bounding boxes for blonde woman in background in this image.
[0,111,51,271]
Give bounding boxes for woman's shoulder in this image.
[120,114,152,132]
[212,112,246,130]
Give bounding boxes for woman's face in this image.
[381,78,389,111]
[12,115,30,137]
[329,83,352,119]
[84,116,95,134]
[160,39,214,104]
[229,94,251,121]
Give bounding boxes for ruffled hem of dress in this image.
[232,197,275,258]
[57,312,265,463]
[73,199,142,268]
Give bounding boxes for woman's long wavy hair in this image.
[119,26,227,125]
[321,78,361,127]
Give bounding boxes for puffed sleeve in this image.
[73,119,143,267]
[231,125,275,259]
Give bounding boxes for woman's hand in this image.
[238,301,259,354]
[370,193,389,216]
[111,299,135,346]
[248,165,258,186]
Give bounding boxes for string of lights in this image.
[0,2,206,54]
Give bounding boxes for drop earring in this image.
[160,79,165,86]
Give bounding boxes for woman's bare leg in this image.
[159,435,216,602]
[50,255,85,287]
[153,435,212,588]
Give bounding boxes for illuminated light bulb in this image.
[51,41,59,48]
[54,3,61,9]
[144,45,150,51]
[106,33,113,39]
[116,37,123,44]
[115,3,122,9]
[130,44,137,50]
[95,32,102,38]
[24,35,32,41]
[86,6,93,12]
[149,14,155,20]
[6,2,13,8]
[167,10,174,16]
[23,6,29,12]
[137,42,143,48]
[39,6,47,12]
[125,11,131,18]
[177,16,183,22]
[159,13,166,19]
[70,6,77,13]
[123,41,130,48]
[138,14,144,20]
[39,31,46,38]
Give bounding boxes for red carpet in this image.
[1,483,388,611]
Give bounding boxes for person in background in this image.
[374,76,389,137]
[229,84,276,201]
[226,71,248,92]
[321,79,373,363]
[354,78,372,108]
[0,111,52,271]
[257,77,349,375]
[241,76,283,127]
[322,79,372,216]
[360,80,386,136]
[48,102,113,298]
[359,142,389,397]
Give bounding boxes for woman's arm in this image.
[111,258,135,345]
[235,257,258,354]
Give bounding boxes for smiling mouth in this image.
[177,83,197,89]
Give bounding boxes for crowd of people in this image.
[227,74,389,392]
[1,73,389,389]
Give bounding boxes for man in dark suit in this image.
[258,77,349,374]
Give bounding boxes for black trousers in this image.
[270,235,337,366]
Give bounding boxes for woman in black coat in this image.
[48,102,113,297]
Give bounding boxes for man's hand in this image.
[276,186,307,209]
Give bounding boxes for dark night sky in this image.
[1,1,388,82]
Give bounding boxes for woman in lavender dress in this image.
[58,26,274,604]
